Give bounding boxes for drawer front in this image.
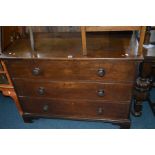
[5,59,137,82]
[14,79,133,101]
[20,97,130,119]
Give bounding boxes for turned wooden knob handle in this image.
[98,68,105,77]
[97,107,104,115]
[43,104,49,112]
[97,89,105,97]
[32,67,41,76]
[38,87,45,95]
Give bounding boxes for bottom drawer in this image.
[20,97,130,120]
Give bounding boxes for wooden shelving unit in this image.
[1,26,147,59]
[81,26,146,56]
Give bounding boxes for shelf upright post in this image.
[29,26,35,51]
[81,26,87,56]
[138,26,146,56]
[29,26,37,57]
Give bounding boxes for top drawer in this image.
[5,59,138,82]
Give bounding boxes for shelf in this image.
[81,26,146,56]
[85,26,142,32]
[1,32,143,60]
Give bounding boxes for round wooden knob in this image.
[38,87,45,95]
[98,89,105,97]
[32,67,41,76]
[98,68,105,77]
[97,107,104,115]
[43,104,49,112]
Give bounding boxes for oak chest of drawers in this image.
[0,26,146,128]
[3,59,139,128]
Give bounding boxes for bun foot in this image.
[119,122,131,129]
[22,116,33,123]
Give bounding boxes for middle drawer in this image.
[13,79,133,101]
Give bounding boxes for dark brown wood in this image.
[13,79,133,101]
[2,31,143,59]
[1,26,19,50]
[22,115,33,123]
[119,121,131,129]
[81,26,146,57]
[5,59,138,83]
[20,97,130,120]
[0,26,145,128]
